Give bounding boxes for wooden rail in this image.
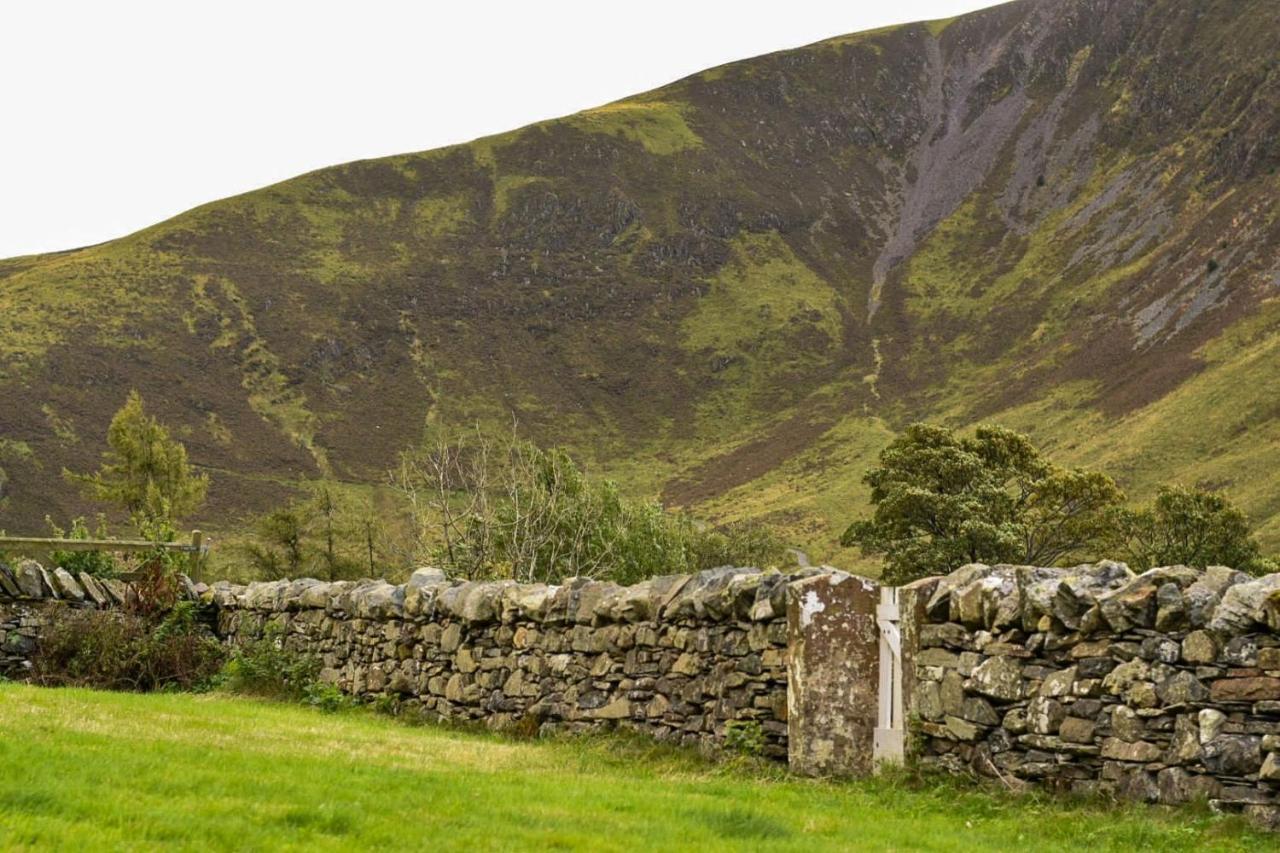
[0,530,206,580]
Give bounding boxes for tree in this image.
[1115,485,1271,575]
[241,483,391,581]
[842,424,1123,585]
[393,426,783,584]
[66,391,208,530]
[244,505,311,580]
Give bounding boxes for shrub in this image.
[46,515,119,578]
[302,681,350,713]
[31,563,224,691]
[395,430,787,584]
[1113,484,1270,575]
[220,624,326,702]
[723,719,766,757]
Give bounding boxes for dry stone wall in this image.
[908,562,1280,829]
[0,560,142,677]
[13,547,1279,830]
[211,567,820,757]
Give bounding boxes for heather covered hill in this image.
[2,0,1277,563]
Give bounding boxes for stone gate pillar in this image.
[786,571,881,776]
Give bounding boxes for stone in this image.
[78,573,111,607]
[1101,659,1150,696]
[916,647,960,668]
[1260,752,1280,782]
[962,696,1000,726]
[1201,735,1262,776]
[948,565,1024,631]
[1112,705,1145,742]
[49,568,85,602]
[1039,666,1077,698]
[11,561,47,599]
[925,563,992,620]
[919,622,970,649]
[1156,672,1210,706]
[967,656,1024,702]
[944,715,981,741]
[1125,682,1159,709]
[1198,708,1227,744]
[440,623,463,653]
[354,582,404,620]
[1116,768,1160,803]
[1045,562,1133,630]
[590,698,631,720]
[1002,706,1028,734]
[671,653,701,676]
[786,571,880,777]
[1026,697,1065,735]
[1157,767,1221,804]
[1059,716,1096,744]
[1222,636,1259,667]
[1154,583,1186,632]
[1210,676,1280,703]
[1069,640,1112,660]
[1218,785,1272,805]
[916,681,944,722]
[1140,635,1180,664]
[1259,647,1280,670]
[1167,715,1201,763]
[1101,738,1163,763]
[1181,630,1218,664]
[1076,657,1115,679]
[1208,574,1280,635]
[1243,805,1280,832]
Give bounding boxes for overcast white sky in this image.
[0,0,995,259]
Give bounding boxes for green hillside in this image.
[2,0,1278,567]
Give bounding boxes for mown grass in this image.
[0,684,1270,851]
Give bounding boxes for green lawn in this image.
[0,684,1269,851]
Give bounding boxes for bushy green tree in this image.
[66,391,208,529]
[842,424,1124,584]
[1115,485,1272,575]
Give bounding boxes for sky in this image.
[0,0,996,259]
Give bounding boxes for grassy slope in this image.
[2,0,1279,571]
[0,684,1269,851]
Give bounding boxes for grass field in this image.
[0,684,1270,851]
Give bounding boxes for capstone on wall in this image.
[907,562,1280,829]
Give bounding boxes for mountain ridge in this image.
[2,0,1277,566]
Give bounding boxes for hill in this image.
[2,0,1278,566]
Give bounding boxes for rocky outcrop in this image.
[911,562,1280,828]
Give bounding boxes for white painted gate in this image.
[873,586,905,766]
